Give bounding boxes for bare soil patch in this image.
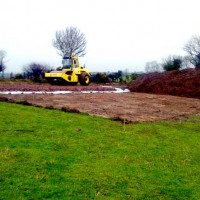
[1,92,200,123]
[0,83,115,92]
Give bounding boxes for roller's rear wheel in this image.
[79,72,90,85]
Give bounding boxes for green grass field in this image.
[0,102,200,199]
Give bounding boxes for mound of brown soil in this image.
[128,69,200,98]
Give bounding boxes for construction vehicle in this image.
[45,56,91,85]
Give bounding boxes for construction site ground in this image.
[0,83,200,123]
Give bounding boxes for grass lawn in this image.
[0,102,200,199]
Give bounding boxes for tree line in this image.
[145,35,200,72]
[1,26,200,80]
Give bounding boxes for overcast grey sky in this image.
[0,0,200,73]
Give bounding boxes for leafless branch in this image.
[183,35,200,68]
[52,26,87,57]
[0,50,7,72]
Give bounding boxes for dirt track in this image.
[1,91,200,123]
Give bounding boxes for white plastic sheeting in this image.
[0,88,130,95]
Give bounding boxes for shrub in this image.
[91,73,111,83]
[15,73,24,79]
[162,56,182,71]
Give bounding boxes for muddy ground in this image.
[1,89,200,123]
[0,83,115,92]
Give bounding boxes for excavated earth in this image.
[128,68,200,99]
[0,83,200,123]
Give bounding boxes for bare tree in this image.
[182,56,192,69]
[52,26,86,57]
[183,35,200,68]
[145,61,161,73]
[23,62,52,81]
[0,50,7,74]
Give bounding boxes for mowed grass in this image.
[0,102,200,200]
